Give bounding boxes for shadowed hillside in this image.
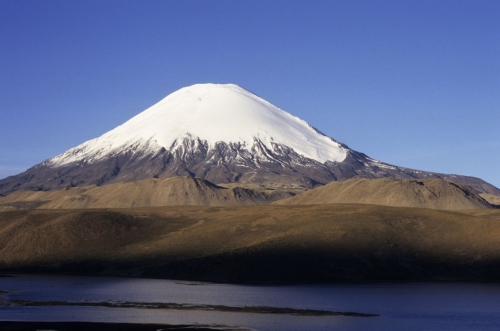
[481,194,500,208]
[2,205,500,284]
[274,178,492,210]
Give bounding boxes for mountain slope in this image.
[274,178,493,210]
[0,176,294,209]
[0,83,498,196]
[481,194,500,207]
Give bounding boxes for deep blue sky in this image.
[1,0,499,188]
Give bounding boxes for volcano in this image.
[0,83,498,196]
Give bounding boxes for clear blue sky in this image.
[1,0,499,188]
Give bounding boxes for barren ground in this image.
[1,204,500,284]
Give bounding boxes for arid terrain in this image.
[0,177,297,210]
[0,177,494,211]
[481,194,500,207]
[1,175,499,284]
[274,178,493,210]
[2,204,500,284]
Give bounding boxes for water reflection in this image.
[2,275,500,331]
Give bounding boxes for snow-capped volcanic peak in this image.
[3,83,497,197]
[48,83,347,166]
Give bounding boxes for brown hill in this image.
[0,176,294,210]
[2,205,500,283]
[481,194,500,207]
[274,178,492,210]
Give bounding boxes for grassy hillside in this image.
[2,204,500,284]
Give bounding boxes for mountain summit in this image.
[0,83,498,195]
[48,83,347,167]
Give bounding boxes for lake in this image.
[1,274,500,330]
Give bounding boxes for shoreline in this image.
[3,270,500,286]
[0,321,249,331]
[1,299,378,318]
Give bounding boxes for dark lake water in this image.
[2,274,500,330]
